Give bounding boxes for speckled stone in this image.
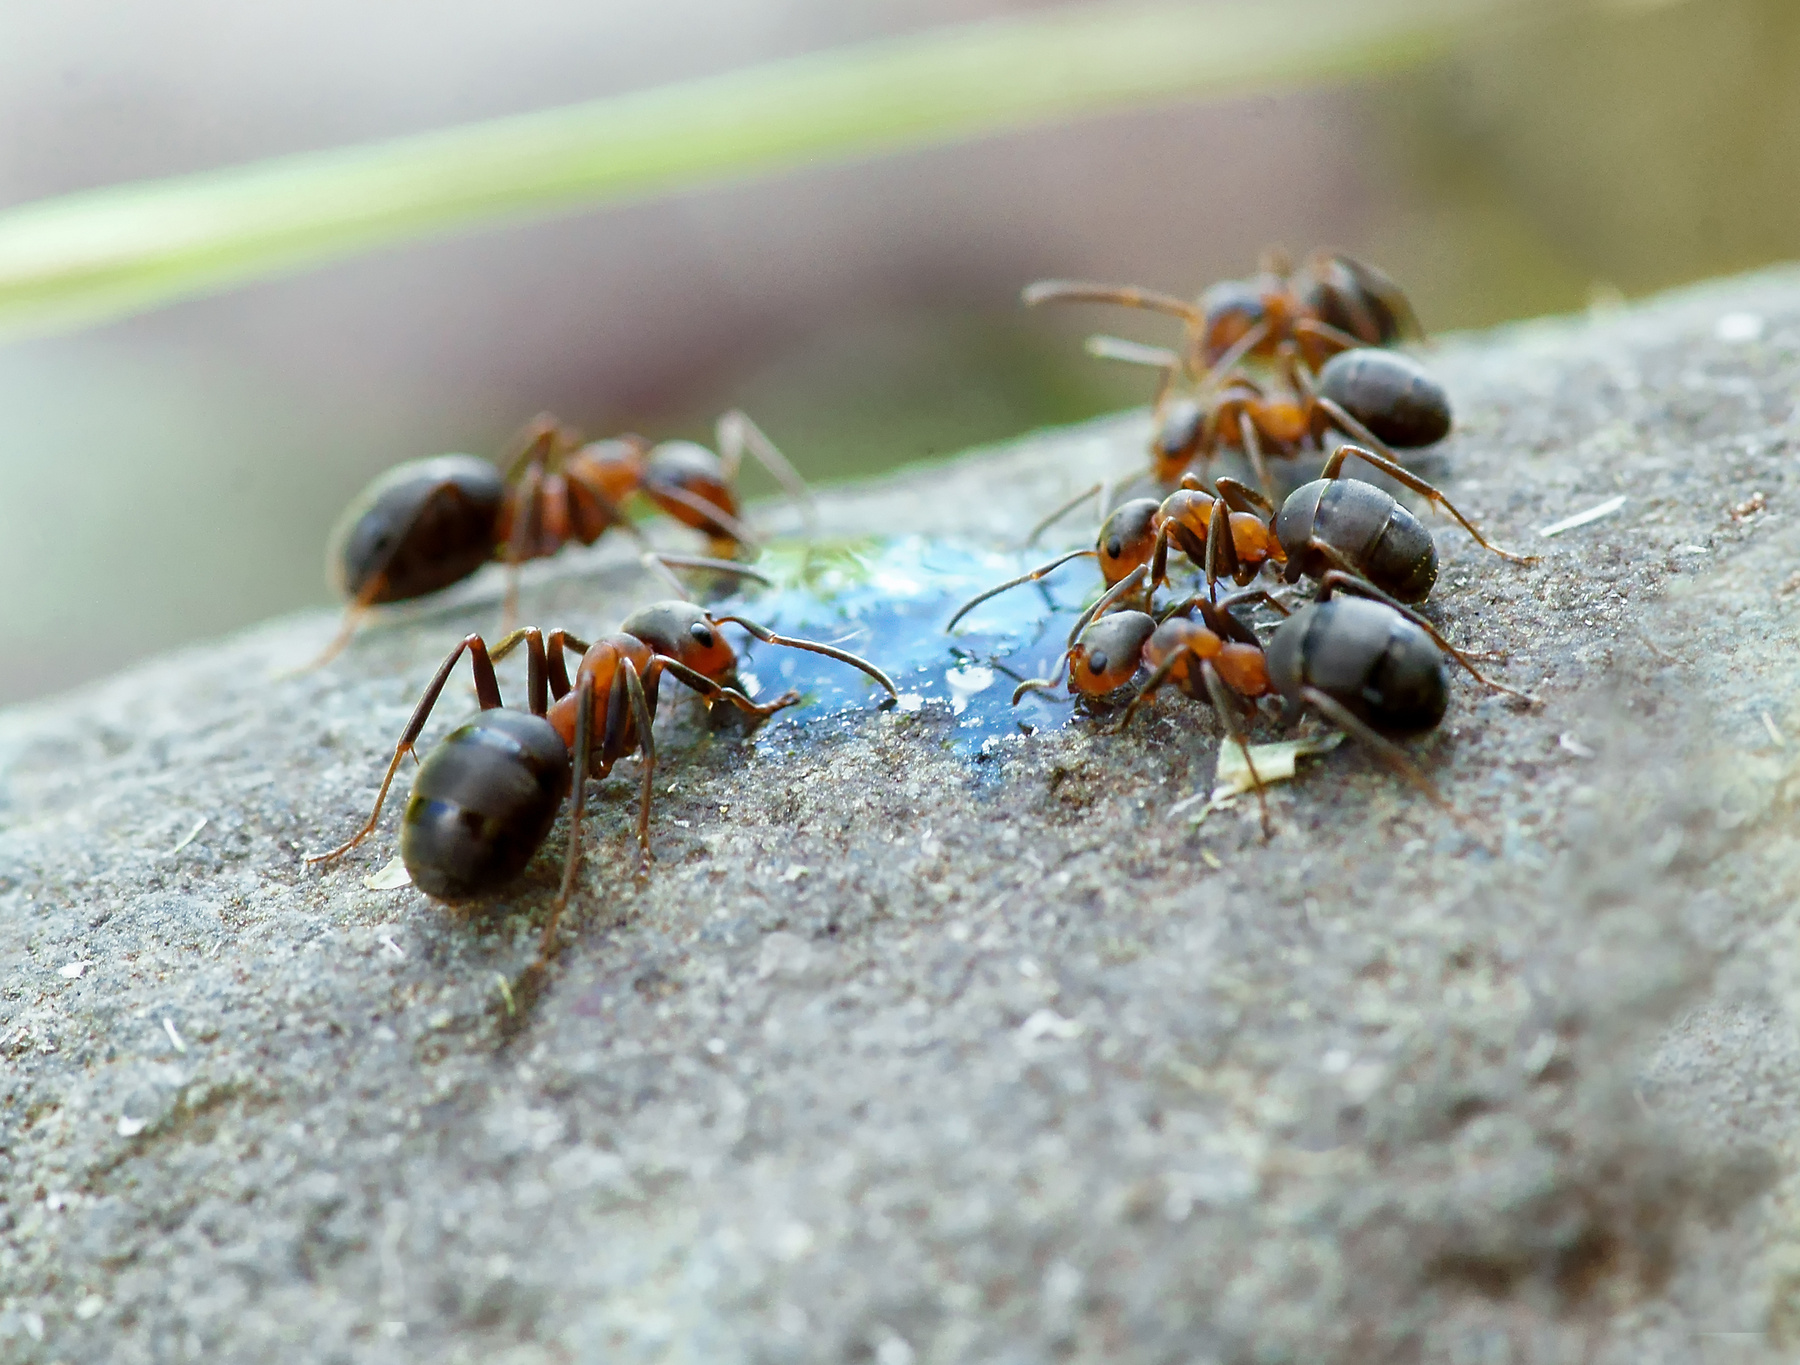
[6,270,1800,1364]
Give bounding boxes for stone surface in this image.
[6,271,1800,1363]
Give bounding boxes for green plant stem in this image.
[0,0,1510,342]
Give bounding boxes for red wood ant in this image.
[1078,330,1452,502]
[308,600,896,964]
[1025,247,1420,379]
[311,410,815,666]
[1011,566,1535,832]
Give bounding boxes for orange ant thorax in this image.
[1215,641,1272,698]
[546,635,657,750]
[1229,512,1285,569]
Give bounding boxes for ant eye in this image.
[1087,649,1109,676]
[1104,536,1122,561]
[688,622,716,649]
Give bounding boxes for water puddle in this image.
[713,536,1102,754]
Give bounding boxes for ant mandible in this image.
[312,409,816,666]
[308,600,896,965]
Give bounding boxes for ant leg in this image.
[654,657,801,719]
[1193,319,1271,394]
[1200,659,1270,839]
[637,551,774,598]
[1236,411,1278,503]
[1197,596,1273,648]
[948,549,1098,629]
[710,614,899,698]
[1012,650,1071,705]
[1025,484,1103,547]
[298,572,388,672]
[1204,497,1241,600]
[649,483,764,551]
[1070,565,1150,645]
[620,660,657,876]
[1114,650,1184,733]
[488,627,549,714]
[1291,317,1367,359]
[541,630,588,700]
[1317,436,1538,565]
[1214,476,1278,520]
[1149,523,1173,590]
[717,410,819,538]
[1297,685,1448,808]
[543,672,596,962]
[1315,571,1540,706]
[499,461,549,633]
[1211,587,1293,620]
[1021,280,1203,323]
[1084,335,1180,369]
[649,553,774,585]
[307,633,506,865]
[497,415,565,482]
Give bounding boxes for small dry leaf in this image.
[1210,733,1345,800]
[363,857,412,891]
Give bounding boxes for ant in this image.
[312,409,816,666]
[1025,566,1283,832]
[307,598,896,967]
[1143,345,1452,496]
[1198,443,1536,606]
[1074,328,1452,504]
[1025,247,1420,381]
[1011,568,1536,832]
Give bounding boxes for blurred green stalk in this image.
[0,0,1512,341]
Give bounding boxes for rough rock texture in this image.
[6,270,1800,1364]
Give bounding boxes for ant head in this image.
[1299,254,1411,347]
[620,600,739,680]
[1069,611,1156,697]
[643,441,741,537]
[568,436,649,504]
[1095,499,1163,585]
[1197,278,1270,363]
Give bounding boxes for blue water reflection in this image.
[716,537,1101,753]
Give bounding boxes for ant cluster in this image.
[308,247,1540,972]
[952,247,1540,832]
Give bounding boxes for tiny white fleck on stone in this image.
[1715,311,1764,343]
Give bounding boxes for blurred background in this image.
[0,0,1796,704]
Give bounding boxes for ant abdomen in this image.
[1316,350,1451,449]
[399,709,571,901]
[1275,478,1438,603]
[1266,596,1448,737]
[329,455,505,603]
